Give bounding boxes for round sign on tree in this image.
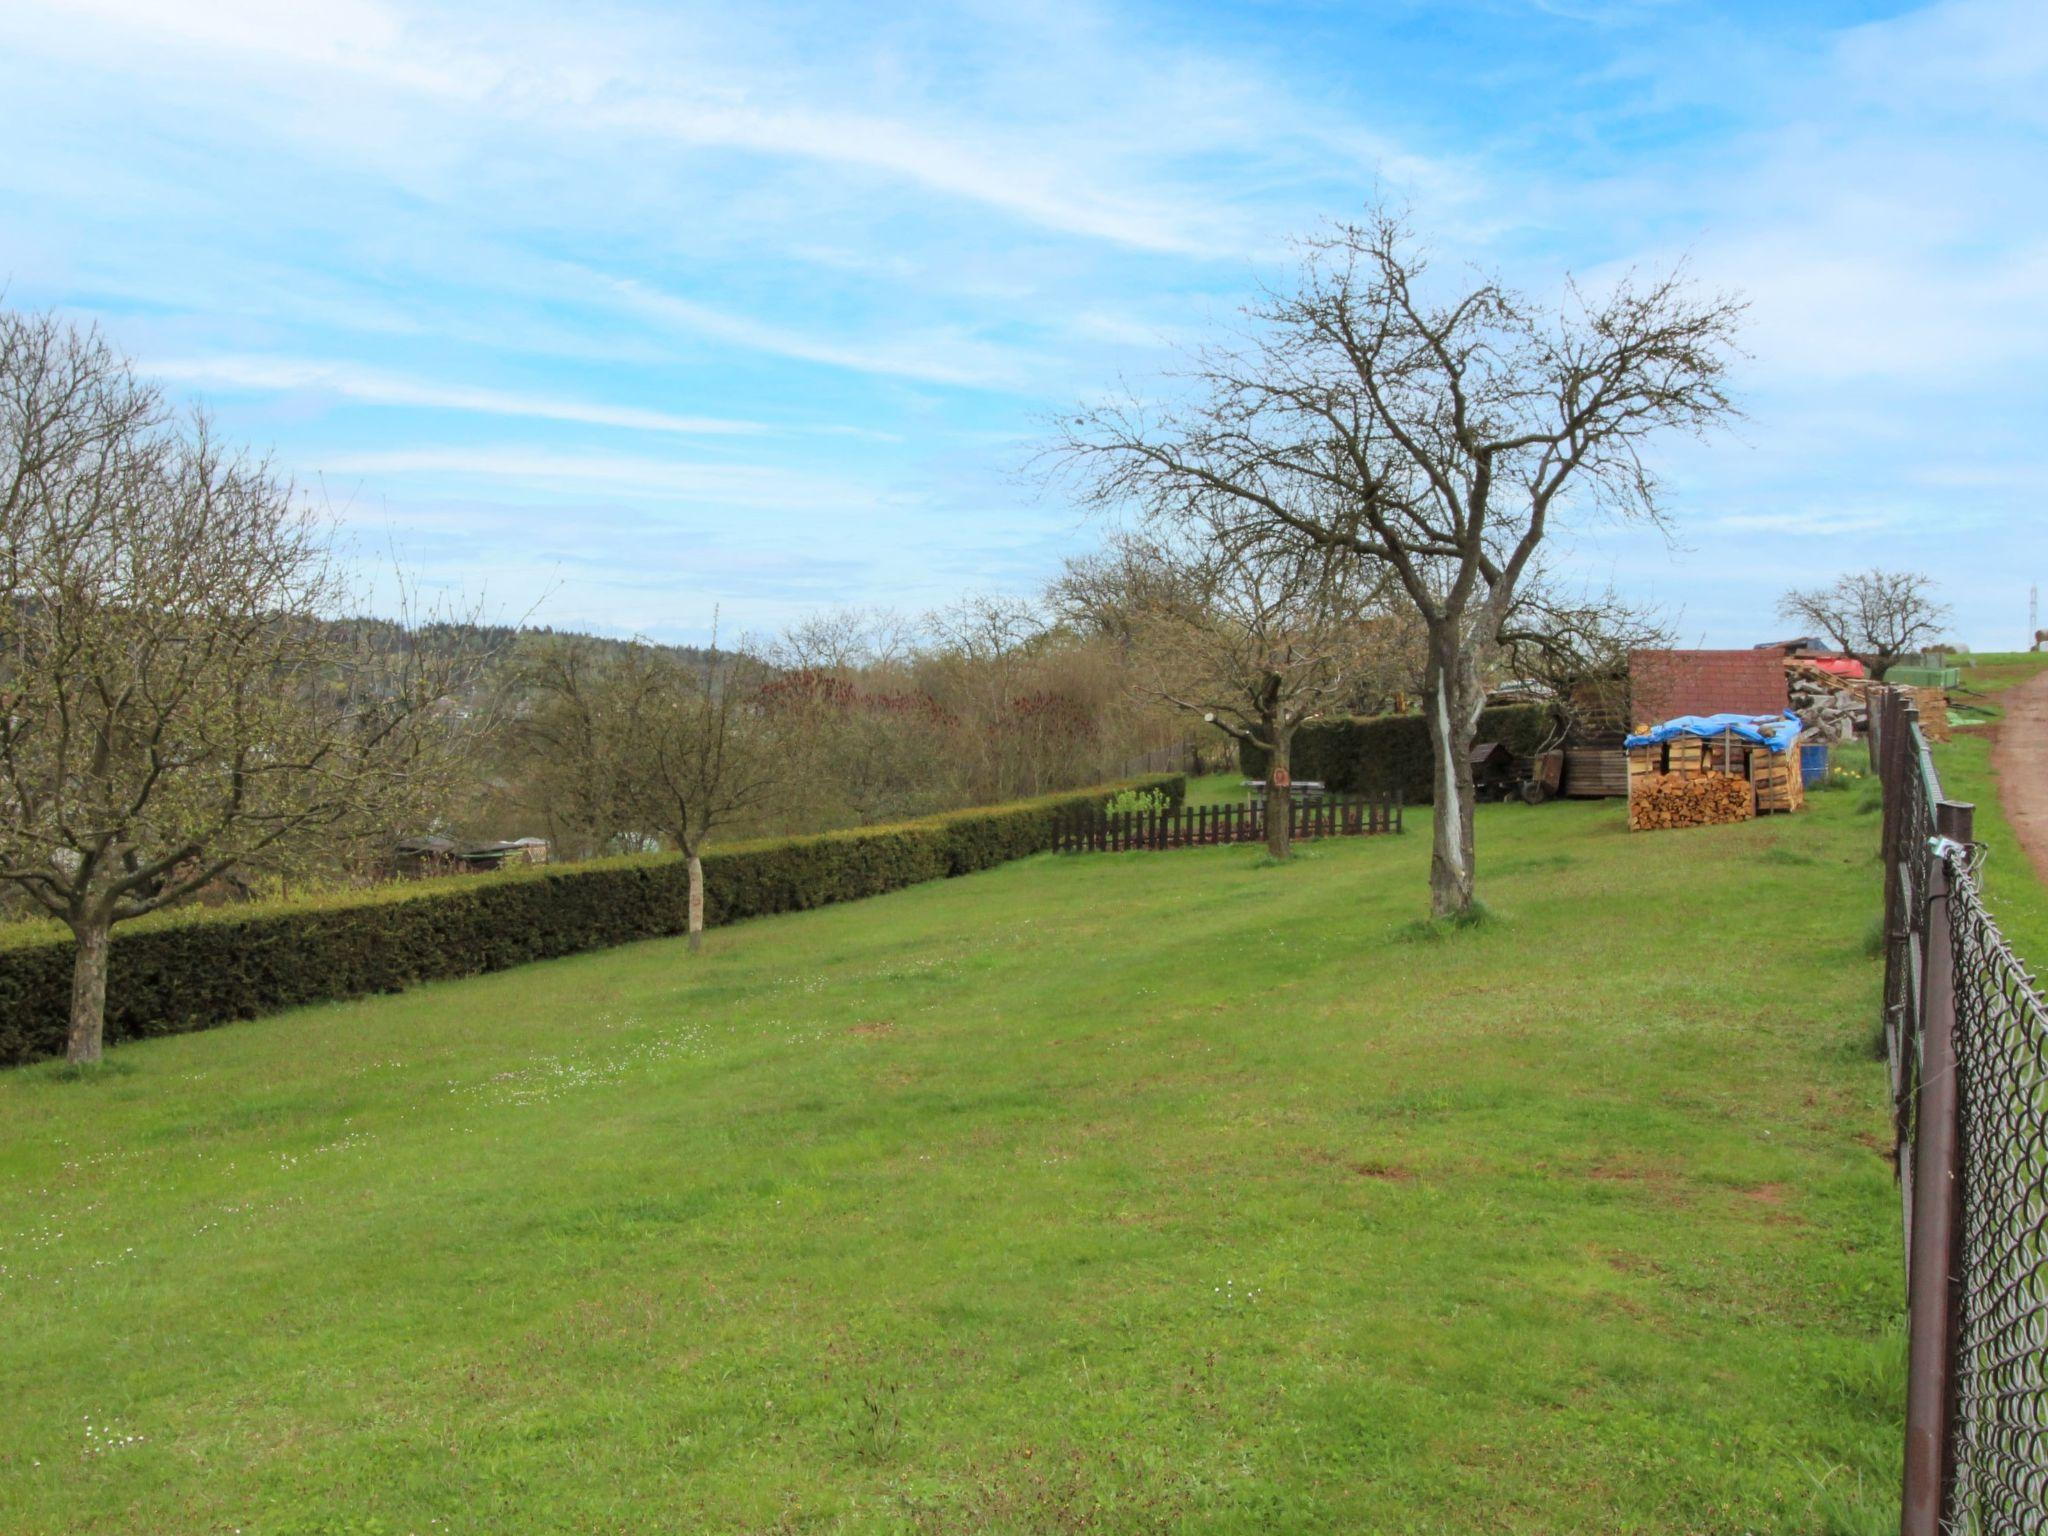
[1272,767,1291,789]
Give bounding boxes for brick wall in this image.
[1628,649,1790,729]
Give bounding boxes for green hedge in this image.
[1238,706,1552,801]
[0,774,1184,1067]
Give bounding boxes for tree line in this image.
[6,205,1763,1064]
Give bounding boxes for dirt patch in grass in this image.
[1299,1147,1417,1180]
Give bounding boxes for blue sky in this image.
[2,0,2042,648]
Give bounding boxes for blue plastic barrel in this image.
[1800,743,1829,788]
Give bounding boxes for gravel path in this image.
[1990,667,2048,884]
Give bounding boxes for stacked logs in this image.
[1748,745,1805,813]
[1786,659,1870,743]
[1628,769,1756,831]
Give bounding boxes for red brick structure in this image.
[1627,648,1790,730]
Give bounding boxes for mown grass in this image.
[1,792,1903,1534]
[1183,771,1250,807]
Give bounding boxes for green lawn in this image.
[1,793,1905,1534]
[1182,770,1250,807]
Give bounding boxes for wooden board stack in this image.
[1749,747,1805,814]
[1626,743,1663,795]
[1664,739,1709,781]
[1627,770,1757,831]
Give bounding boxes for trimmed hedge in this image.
[0,773,1184,1067]
[1238,706,1552,802]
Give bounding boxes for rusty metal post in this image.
[1901,797,1974,1536]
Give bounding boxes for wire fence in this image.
[1873,686,2048,1535]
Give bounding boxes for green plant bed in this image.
[0,787,1903,1533]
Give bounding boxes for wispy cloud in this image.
[146,356,765,436]
[1715,510,1905,537]
[589,272,1035,389]
[316,447,902,513]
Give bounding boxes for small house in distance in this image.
[391,835,551,879]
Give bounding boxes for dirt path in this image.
[1989,667,2048,884]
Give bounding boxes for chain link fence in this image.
[1874,687,2048,1535]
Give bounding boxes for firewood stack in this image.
[1748,746,1805,813]
[1627,730,1805,831]
[1785,659,1871,743]
[1911,686,1952,743]
[1627,767,1756,831]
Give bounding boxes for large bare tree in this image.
[1778,568,1949,678]
[1059,212,1741,916]
[0,311,475,1062]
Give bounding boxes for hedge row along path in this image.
[0,774,1183,1067]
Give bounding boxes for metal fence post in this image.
[1901,797,1973,1536]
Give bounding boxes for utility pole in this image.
[2033,584,2041,651]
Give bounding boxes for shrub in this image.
[0,774,1184,1067]
[1237,706,1553,802]
[1104,787,1173,816]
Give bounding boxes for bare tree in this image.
[1057,211,1741,916]
[1057,518,1385,857]
[0,311,474,1062]
[768,606,914,676]
[615,631,778,953]
[1778,569,1949,678]
[507,633,644,860]
[1498,578,1674,750]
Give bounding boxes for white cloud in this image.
[7,0,1335,256]
[315,446,901,512]
[1714,510,1906,537]
[589,273,1035,388]
[146,356,765,436]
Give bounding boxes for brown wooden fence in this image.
[1056,795,1401,853]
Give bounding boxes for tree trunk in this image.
[1265,727,1293,860]
[67,915,111,1065]
[686,851,705,954]
[1423,631,1483,918]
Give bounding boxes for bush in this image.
[1104,787,1173,816]
[1238,706,1553,802]
[0,774,1184,1067]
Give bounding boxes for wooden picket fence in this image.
[1055,795,1401,853]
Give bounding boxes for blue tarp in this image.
[1625,711,1803,755]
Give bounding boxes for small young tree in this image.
[1059,211,1741,916]
[0,311,473,1062]
[1778,569,1949,678]
[615,634,777,953]
[1058,516,1386,858]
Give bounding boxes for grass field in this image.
[1,789,1906,1534]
